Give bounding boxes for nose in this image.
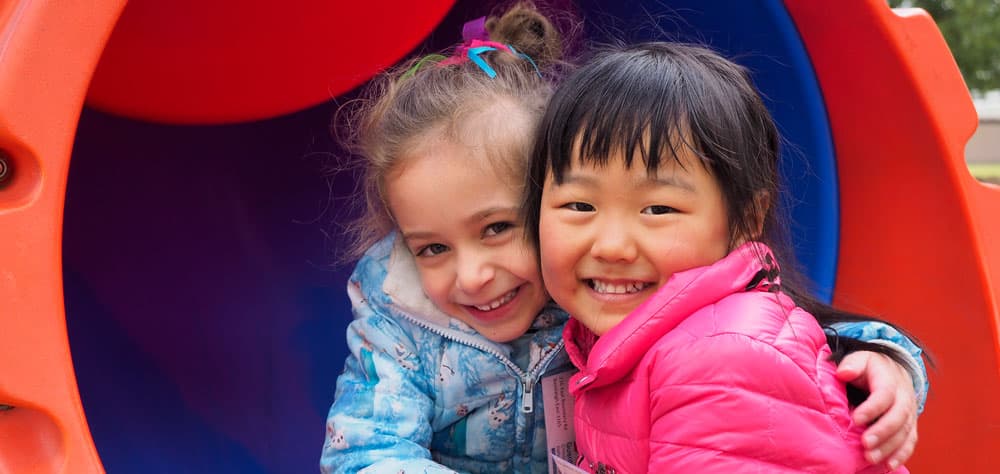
[455,251,495,294]
[589,221,638,263]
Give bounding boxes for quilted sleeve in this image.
[320,308,457,474]
[830,320,929,413]
[647,333,858,473]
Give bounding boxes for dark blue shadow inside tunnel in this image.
[62,1,837,472]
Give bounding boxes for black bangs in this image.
[542,45,699,181]
[526,41,781,249]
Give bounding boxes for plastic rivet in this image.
[0,150,11,186]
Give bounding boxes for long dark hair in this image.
[524,42,922,370]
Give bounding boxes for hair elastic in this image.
[401,54,447,80]
[407,17,542,80]
[439,39,542,78]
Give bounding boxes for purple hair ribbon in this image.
[462,17,489,42]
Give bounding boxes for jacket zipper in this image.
[522,340,566,413]
[521,377,534,413]
[396,310,568,467]
[394,310,565,414]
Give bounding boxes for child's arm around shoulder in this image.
[829,320,924,469]
[646,331,860,473]
[829,320,928,413]
[320,307,456,474]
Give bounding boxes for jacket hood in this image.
[353,233,456,328]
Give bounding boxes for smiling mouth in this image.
[472,287,519,311]
[587,279,653,295]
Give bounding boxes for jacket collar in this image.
[565,242,780,392]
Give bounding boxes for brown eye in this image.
[641,205,676,215]
[416,243,448,257]
[563,202,595,212]
[484,222,513,237]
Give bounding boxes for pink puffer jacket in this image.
[564,243,906,474]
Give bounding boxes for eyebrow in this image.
[401,206,518,242]
[465,206,518,224]
[560,169,697,193]
[401,230,435,243]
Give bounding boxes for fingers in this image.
[856,385,901,438]
[849,354,895,426]
[837,351,920,470]
[835,351,870,388]
[863,405,910,464]
[885,425,918,469]
[866,415,917,470]
[859,382,917,470]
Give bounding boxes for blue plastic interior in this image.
[63,0,837,472]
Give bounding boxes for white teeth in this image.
[590,280,649,295]
[474,289,517,311]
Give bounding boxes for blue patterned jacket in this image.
[320,234,928,473]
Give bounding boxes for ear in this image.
[728,190,770,251]
[747,190,771,240]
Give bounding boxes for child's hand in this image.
[836,351,918,470]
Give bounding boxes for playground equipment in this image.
[1,0,997,472]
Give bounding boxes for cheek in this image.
[417,267,453,308]
[538,225,572,290]
[537,208,559,254]
[537,215,554,265]
[503,244,542,284]
[669,223,732,271]
[709,214,733,258]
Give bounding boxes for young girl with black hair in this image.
[526,42,923,472]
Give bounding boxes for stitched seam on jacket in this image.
[654,441,821,471]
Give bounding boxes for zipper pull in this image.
[521,377,534,413]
